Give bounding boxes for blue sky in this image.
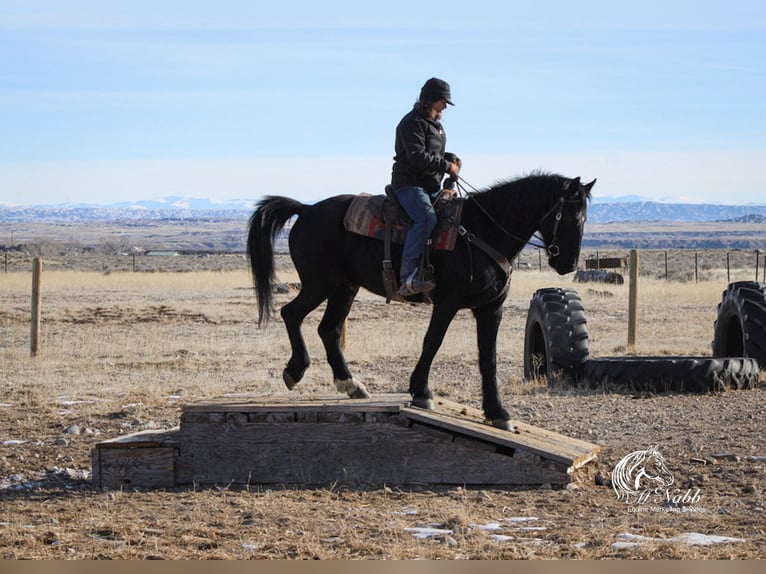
[1,0,764,207]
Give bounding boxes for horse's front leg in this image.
[409,303,459,410]
[473,299,513,430]
[318,284,370,399]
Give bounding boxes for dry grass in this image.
[1,254,764,559]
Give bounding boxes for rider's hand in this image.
[444,152,462,169]
[441,188,457,201]
[447,162,460,177]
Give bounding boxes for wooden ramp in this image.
[92,394,600,490]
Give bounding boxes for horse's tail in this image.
[247,196,304,325]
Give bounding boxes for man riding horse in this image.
[391,77,462,297]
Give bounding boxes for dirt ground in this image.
[0,253,764,559]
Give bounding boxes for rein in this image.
[454,175,569,256]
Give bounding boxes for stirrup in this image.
[398,270,435,296]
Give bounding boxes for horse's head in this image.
[538,176,595,274]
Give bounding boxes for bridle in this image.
[454,176,582,257]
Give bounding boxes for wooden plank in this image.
[95,427,180,449]
[424,405,600,469]
[401,407,599,468]
[433,398,601,467]
[181,393,411,414]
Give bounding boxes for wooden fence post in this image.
[31,257,42,357]
[627,249,639,348]
[694,252,699,283]
[726,252,730,283]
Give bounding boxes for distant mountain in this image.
[2,196,766,224]
[105,196,256,211]
[588,201,766,223]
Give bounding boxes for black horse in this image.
[247,173,595,429]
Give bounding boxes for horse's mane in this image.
[483,171,566,194]
[465,172,568,224]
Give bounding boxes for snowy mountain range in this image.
[2,195,766,223]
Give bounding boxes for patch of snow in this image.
[469,522,503,531]
[404,527,453,539]
[613,532,745,548]
[507,517,540,524]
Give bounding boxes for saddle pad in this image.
[343,194,463,251]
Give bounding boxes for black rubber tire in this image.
[577,356,759,393]
[523,287,589,384]
[712,281,766,369]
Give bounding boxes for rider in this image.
[391,77,461,296]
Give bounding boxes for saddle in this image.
[343,187,463,303]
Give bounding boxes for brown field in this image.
[1,249,765,559]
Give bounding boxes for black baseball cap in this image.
[419,77,454,105]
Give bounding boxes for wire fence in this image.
[3,247,766,284]
[518,248,766,283]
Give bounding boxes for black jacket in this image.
[391,106,450,196]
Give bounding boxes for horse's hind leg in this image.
[318,284,370,399]
[280,289,325,390]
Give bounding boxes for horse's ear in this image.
[582,178,597,191]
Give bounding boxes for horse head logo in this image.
[611,445,675,501]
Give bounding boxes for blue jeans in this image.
[393,185,437,281]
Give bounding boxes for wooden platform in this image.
[91,394,600,490]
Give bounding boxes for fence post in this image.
[628,249,639,348]
[695,252,698,283]
[31,257,42,357]
[726,252,730,283]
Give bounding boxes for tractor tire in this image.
[523,287,589,384]
[578,356,759,393]
[712,281,766,369]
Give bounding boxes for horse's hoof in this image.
[489,418,515,432]
[283,370,298,390]
[349,387,371,399]
[335,378,370,399]
[411,397,435,410]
